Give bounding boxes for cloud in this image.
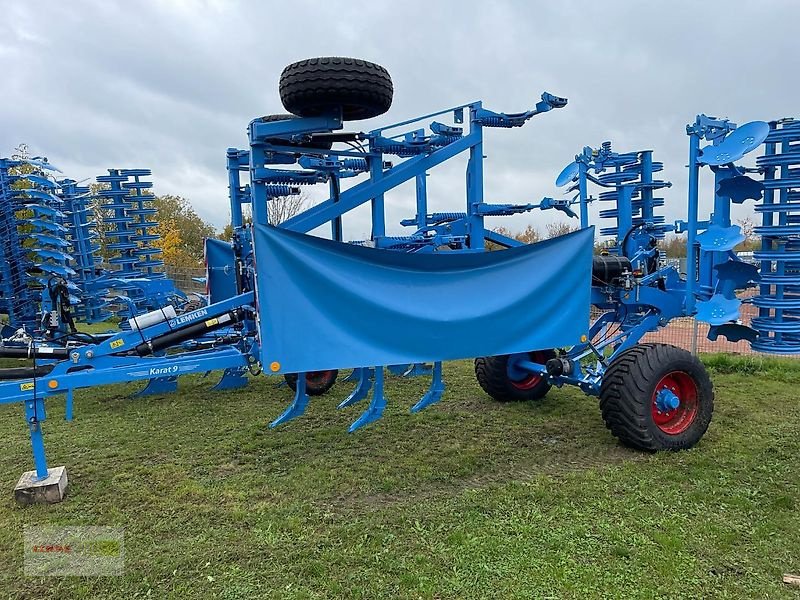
[3,0,799,237]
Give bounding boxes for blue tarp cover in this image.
[254,225,594,373]
[205,238,238,304]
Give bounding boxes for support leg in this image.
[411,361,445,413]
[28,420,49,480]
[15,396,68,505]
[349,367,387,432]
[65,389,74,422]
[270,373,310,428]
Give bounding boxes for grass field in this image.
[0,355,799,599]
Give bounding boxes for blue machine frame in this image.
[1,76,793,487]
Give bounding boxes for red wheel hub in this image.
[651,371,699,435]
[509,351,549,390]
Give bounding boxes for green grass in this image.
[0,357,799,599]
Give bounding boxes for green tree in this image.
[218,223,234,242]
[150,195,216,267]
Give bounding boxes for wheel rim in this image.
[306,370,336,387]
[508,351,548,390]
[651,371,699,435]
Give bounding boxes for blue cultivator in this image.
[3,55,798,505]
[59,178,110,323]
[97,170,140,277]
[122,169,164,279]
[555,141,672,253]
[0,159,39,333]
[1,158,76,334]
[91,168,197,323]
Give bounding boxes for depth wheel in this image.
[599,343,714,451]
[279,57,393,121]
[284,370,339,396]
[474,350,556,402]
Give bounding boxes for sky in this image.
[2,0,799,241]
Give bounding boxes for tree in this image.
[735,217,759,252]
[153,218,197,268]
[659,234,687,258]
[268,192,309,226]
[218,223,234,242]
[218,193,309,242]
[485,224,542,250]
[545,222,578,239]
[151,195,216,264]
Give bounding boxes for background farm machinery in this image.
[2,56,798,504]
[0,162,199,332]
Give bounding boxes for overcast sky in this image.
[3,0,799,241]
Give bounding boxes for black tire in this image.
[284,370,338,396]
[279,57,393,121]
[258,114,333,150]
[474,350,556,402]
[599,343,713,452]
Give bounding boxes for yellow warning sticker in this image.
[20,382,34,392]
[110,339,125,349]
[205,318,219,327]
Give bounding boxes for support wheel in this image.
[279,57,393,121]
[599,343,713,451]
[284,370,338,396]
[474,350,556,402]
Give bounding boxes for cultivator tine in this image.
[338,367,373,408]
[387,363,432,377]
[270,372,310,428]
[410,361,445,413]
[136,377,178,396]
[213,367,249,391]
[349,367,387,433]
[342,369,361,383]
[404,363,432,377]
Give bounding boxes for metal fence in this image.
[163,266,206,295]
[595,292,793,357]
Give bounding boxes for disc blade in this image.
[555,161,579,187]
[698,121,770,166]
